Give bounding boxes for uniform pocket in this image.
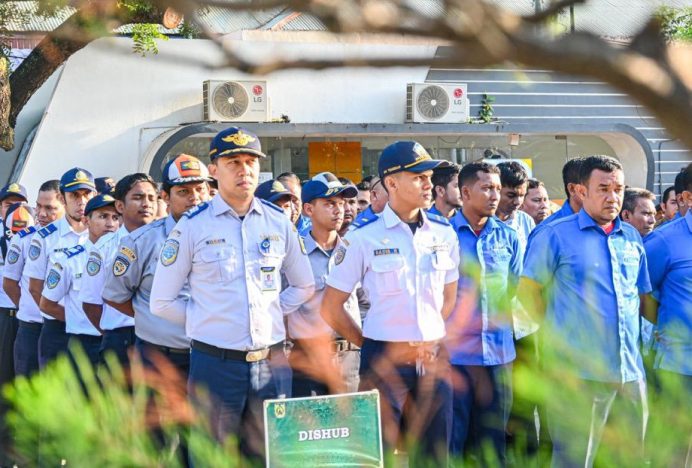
[199,246,237,281]
[371,255,406,295]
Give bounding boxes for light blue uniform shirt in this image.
[523,210,652,383]
[644,211,692,376]
[527,200,574,248]
[501,209,535,251]
[446,212,522,366]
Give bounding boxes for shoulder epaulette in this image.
[129,218,165,241]
[182,202,209,219]
[18,226,37,238]
[352,215,379,230]
[38,223,58,238]
[259,198,283,214]
[426,212,450,226]
[65,245,85,258]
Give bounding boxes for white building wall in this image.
[17,35,436,197]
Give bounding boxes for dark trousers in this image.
[0,308,18,463]
[68,333,103,367]
[188,344,291,463]
[450,363,513,466]
[14,320,42,377]
[290,341,360,397]
[100,326,135,366]
[135,337,190,378]
[38,319,68,369]
[359,338,453,466]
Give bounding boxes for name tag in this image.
[373,248,400,256]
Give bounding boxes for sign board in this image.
[264,390,383,467]
[483,158,533,177]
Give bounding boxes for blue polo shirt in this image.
[446,211,523,366]
[644,211,692,376]
[523,209,652,383]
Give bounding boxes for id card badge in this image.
[261,266,277,291]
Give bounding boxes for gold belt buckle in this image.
[246,349,268,362]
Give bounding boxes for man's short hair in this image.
[622,187,655,214]
[496,161,528,188]
[39,179,61,193]
[661,186,675,205]
[682,162,692,193]
[561,158,584,198]
[673,169,685,194]
[527,178,544,190]
[277,172,300,184]
[578,155,623,185]
[459,161,501,188]
[113,173,157,201]
[356,180,371,191]
[431,163,461,199]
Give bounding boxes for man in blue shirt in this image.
[446,161,522,464]
[520,155,651,467]
[428,163,462,219]
[643,162,692,466]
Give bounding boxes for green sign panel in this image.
[264,390,383,467]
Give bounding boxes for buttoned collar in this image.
[302,231,342,257]
[57,216,85,238]
[211,194,264,219]
[685,210,692,233]
[451,209,501,234]
[381,203,430,231]
[559,200,575,216]
[577,208,623,234]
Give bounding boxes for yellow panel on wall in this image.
[308,142,362,183]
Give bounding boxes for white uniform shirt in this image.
[25,217,88,321]
[0,241,18,308]
[3,227,42,322]
[150,195,315,350]
[287,233,360,340]
[41,242,100,336]
[327,204,460,342]
[78,226,134,330]
[103,216,190,348]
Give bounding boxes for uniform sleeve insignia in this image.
[86,254,102,276]
[46,268,61,289]
[298,236,307,255]
[28,240,41,260]
[7,247,20,265]
[334,245,347,265]
[113,256,130,277]
[118,246,137,262]
[18,226,37,238]
[160,239,179,266]
[66,245,85,258]
[183,202,209,219]
[38,224,57,238]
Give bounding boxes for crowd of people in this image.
[0,125,689,467]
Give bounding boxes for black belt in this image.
[104,326,135,334]
[18,319,42,331]
[139,338,189,355]
[0,307,18,317]
[191,340,282,362]
[42,319,66,331]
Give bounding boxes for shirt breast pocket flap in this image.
[200,246,236,280]
[432,250,455,271]
[257,242,285,266]
[372,255,405,294]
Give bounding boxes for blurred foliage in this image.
[131,23,169,56]
[657,6,692,42]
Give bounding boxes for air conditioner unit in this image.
[203,80,268,122]
[406,83,470,123]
